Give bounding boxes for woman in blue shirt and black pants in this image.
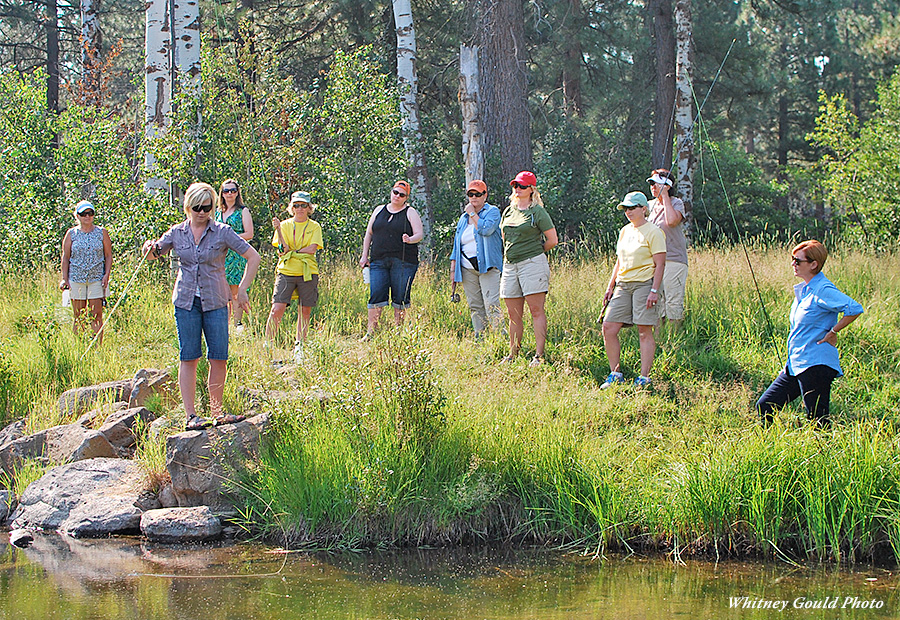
[757,240,864,426]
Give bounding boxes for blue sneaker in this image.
[633,375,652,388]
[600,371,625,389]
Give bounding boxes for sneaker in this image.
[600,371,625,389]
[529,356,545,367]
[499,354,516,364]
[360,332,374,342]
[293,342,305,363]
[233,324,245,336]
[633,375,652,388]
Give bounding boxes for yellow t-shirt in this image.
[615,221,666,283]
[271,219,324,279]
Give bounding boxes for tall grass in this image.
[3,246,900,562]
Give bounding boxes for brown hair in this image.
[792,239,827,274]
[217,178,245,212]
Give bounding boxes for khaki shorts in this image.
[500,254,550,298]
[661,261,688,320]
[272,274,319,306]
[604,279,660,326]
[70,281,104,301]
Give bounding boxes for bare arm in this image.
[101,228,113,288]
[60,230,72,289]
[604,260,620,304]
[402,208,424,244]
[234,246,261,312]
[647,252,666,309]
[359,207,381,267]
[542,227,558,253]
[658,186,683,227]
[240,207,254,241]
[817,313,862,346]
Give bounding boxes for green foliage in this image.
[809,67,900,246]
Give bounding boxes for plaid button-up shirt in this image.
[157,219,252,312]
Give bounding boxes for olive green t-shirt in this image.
[500,204,555,264]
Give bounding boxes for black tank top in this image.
[370,204,418,264]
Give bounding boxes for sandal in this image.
[186,415,212,431]
[214,413,246,426]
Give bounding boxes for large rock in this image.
[0,423,117,475]
[99,407,157,458]
[0,489,16,522]
[166,413,269,509]
[9,458,146,537]
[57,368,174,418]
[0,418,26,447]
[140,506,222,542]
[0,430,49,474]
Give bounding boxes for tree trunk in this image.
[144,0,172,192]
[173,0,200,87]
[392,0,433,256]
[478,0,532,182]
[649,0,675,170]
[674,0,693,241]
[45,0,59,116]
[561,0,584,118]
[459,45,484,184]
[81,0,101,105]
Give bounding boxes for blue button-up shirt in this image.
[157,219,251,312]
[450,202,504,282]
[786,272,864,376]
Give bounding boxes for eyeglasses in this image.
[512,182,531,190]
[222,187,238,194]
[791,256,812,265]
[392,189,407,198]
[192,202,214,213]
[78,210,95,216]
[467,191,485,198]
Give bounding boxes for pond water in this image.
[1,532,897,619]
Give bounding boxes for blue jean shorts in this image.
[174,296,229,361]
[368,257,418,309]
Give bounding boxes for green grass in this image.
[3,245,900,562]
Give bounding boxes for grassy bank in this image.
[2,246,900,563]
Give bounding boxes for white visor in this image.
[647,174,673,187]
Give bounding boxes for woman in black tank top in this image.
[358,181,424,338]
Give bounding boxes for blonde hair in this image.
[217,178,245,212]
[183,182,217,218]
[507,186,544,209]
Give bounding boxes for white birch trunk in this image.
[81,0,101,101]
[674,0,694,241]
[144,0,172,192]
[393,0,432,256]
[459,45,483,185]
[173,0,201,89]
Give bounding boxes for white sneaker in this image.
[292,342,305,362]
[233,324,246,336]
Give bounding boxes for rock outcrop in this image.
[166,413,269,509]
[140,506,223,542]
[9,458,145,537]
[57,368,174,418]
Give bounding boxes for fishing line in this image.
[684,45,784,362]
[79,250,148,360]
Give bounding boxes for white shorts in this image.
[70,281,105,301]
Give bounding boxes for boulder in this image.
[98,407,157,458]
[9,528,33,548]
[76,402,128,429]
[0,489,16,522]
[46,424,117,463]
[140,506,222,543]
[166,413,269,509]
[0,430,49,475]
[0,418,26,448]
[57,368,173,418]
[157,484,178,508]
[9,458,146,537]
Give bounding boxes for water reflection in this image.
[1,532,897,619]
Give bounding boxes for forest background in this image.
[0,0,899,272]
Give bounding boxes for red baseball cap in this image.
[467,180,487,193]
[393,180,411,194]
[510,171,537,187]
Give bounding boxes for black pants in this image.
[757,364,839,426]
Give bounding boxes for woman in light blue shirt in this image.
[757,240,863,426]
[449,180,504,338]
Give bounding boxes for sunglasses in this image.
[78,210,95,216]
[222,187,238,194]
[512,182,531,190]
[392,189,407,198]
[467,191,486,198]
[791,256,812,265]
[623,205,641,211]
[192,202,214,213]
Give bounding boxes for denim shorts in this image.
[368,257,418,309]
[174,296,229,361]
